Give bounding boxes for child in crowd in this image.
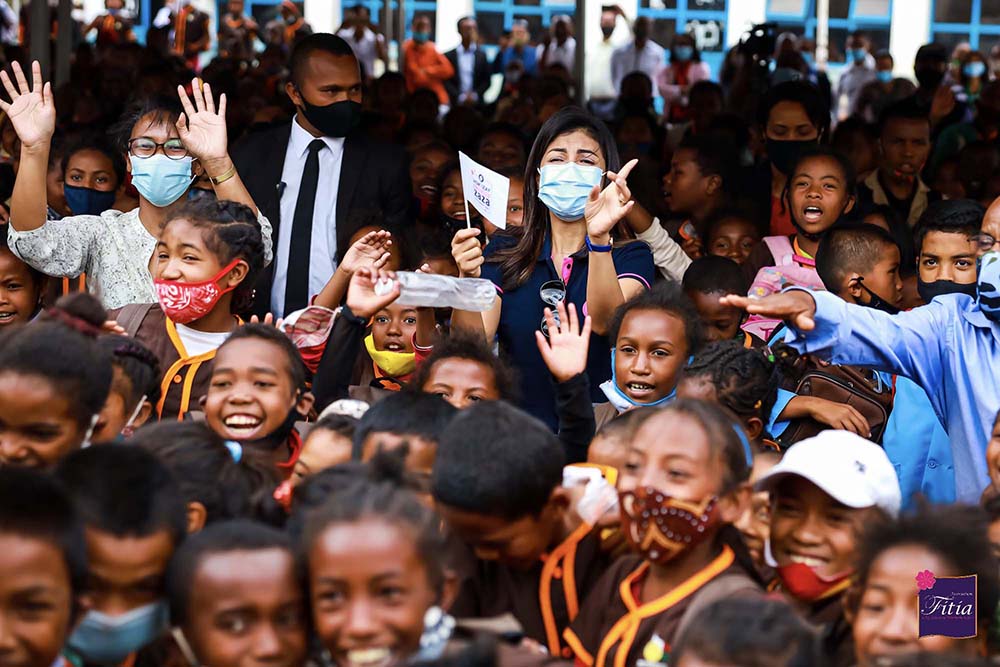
[0,468,87,667]
[203,324,315,477]
[55,445,187,665]
[913,199,982,304]
[0,224,45,326]
[411,328,518,409]
[586,410,652,483]
[292,411,359,485]
[564,400,761,667]
[742,146,857,341]
[662,134,733,240]
[671,598,820,667]
[112,199,265,421]
[433,401,613,658]
[816,223,955,506]
[595,282,704,427]
[92,335,161,443]
[134,420,280,531]
[166,519,308,667]
[847,504,999,666]
[756,430,901,667]
[502,167,526,231]
[704,208,761,265]
[0,293,111,469]
[682,256,748,343]
[61,137,126,217]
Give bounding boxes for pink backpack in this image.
[741,236,825,342]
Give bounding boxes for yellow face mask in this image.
[364,334,416,377]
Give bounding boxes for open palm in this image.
[585,158,637,240]
[176,78,228,161]
[535,301,592,383]
[341,230,393,274]
[0,61,55,149]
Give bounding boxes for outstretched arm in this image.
[5,61,55,233]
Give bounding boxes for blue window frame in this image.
[766,0,892,63]
[635,0,729,77]
[931,0,1000,54]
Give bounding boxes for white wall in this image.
[725,0,766,48]
[304,0,339,34]
[435,0,473,53]
[889,0,931,78]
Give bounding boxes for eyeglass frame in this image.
[127,137,191,160]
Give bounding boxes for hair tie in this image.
[45,307,102,338]
[224,440,242,463]
[732,424,754,468]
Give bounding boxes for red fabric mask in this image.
[154,258,241,324]
[619,486,720,564]
[776,561,852,601]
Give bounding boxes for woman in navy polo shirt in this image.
[452,107,655,430]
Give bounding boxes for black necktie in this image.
[284,138,325,314]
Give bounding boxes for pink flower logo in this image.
[916,570,937,590]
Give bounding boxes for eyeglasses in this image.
[128,137,189,160]
[970,232,999,252]
[539,279,566,338]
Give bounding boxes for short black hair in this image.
[456,15,474,32]
[61,135,127,189]
[410,329,519,403]
[877,97,931,136]
[432,401,564,520]
[55,445,187,544]
[816,222,900,292]
[289,33,358,88]
[218,323,308,391]
[682,255,748,296]
[850,503,1000,626]
[607,281,705,356]
[916,42,948,64]
[134,421,280,525]
[756,80,829,138]
[0,467,88,596]
[166,519,297,627]
[97,335,162,413]
[352,392,457,459]
[109,95,184,154]
[676,133,738,191]
[913,198,983,253]
[672,597,820,667]
[683,342,779,428]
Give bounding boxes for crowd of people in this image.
[2,2,1000,667]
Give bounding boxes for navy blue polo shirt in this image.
[481,234,655,431]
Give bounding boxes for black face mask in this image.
[853,278,901,314]
[915,67,945,90]
[917,278,978,303]
[766,137,817,176]
[298,93,362,138]
[601,26,614,39]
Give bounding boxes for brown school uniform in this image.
[450,523,612,660]
[110,304,237,421]
[593,403,618,431]
[768,579,854,667]
[564,546,760,667]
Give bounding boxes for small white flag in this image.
[459,151,510,231]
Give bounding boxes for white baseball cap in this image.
[755,430,901,517]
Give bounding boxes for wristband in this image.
[209,165,237,185]
[585,235,613,253]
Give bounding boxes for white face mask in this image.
[121,394,148,438]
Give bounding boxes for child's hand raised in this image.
[346,267,400,320]
[339,230,392,275]
[720,291,817,331]
[451,227,484,278]
[535,301,592,383]
[249,312,285,329]
[0,61,55,151]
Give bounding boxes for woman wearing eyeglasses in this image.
[451,107,655,431]
[3,61,272,310]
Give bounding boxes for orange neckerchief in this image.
[173,5,193,54]
[538,521,593,656]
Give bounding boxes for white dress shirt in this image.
[337,26,383,79]
[272,116,344,317]
[611,39,666,93]
[456,43,476,95]
[537,36,576,74]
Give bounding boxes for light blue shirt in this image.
[785,289,1000,503]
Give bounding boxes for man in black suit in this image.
[444,16,492,107]
[232,33,410,317]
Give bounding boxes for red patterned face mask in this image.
[619,486,720,564]
[154,258,242,324]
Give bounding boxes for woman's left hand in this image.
[176,78,229,162]
[585,158,638,242]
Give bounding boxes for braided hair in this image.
[164,199,265,314]
[97,335,162,412]
[683,341,779,433]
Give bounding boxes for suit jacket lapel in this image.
[337,132,365,227]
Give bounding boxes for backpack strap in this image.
[115,303,155,338]
[763,235,795,267]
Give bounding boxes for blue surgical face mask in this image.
[64,184,117,216]
[849,47,867,63]
[673,45,693,62]
[965,61,987,79]
[599,349,688,412]
[68,600,169,664]
[413,30,430,44]
[129,153,195,208]
[977,250,1000,322]
[876,69,893,83]
[537,162,603,221]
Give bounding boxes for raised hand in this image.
[249,312,285,329]
[720,291,818,332]
[176,78,228,162]
[346,267,401,320]
[585,158,638,242]
[0,61,55,151]
[535,301,593,383]
[339,230,392,275]
[451,227,484,278]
